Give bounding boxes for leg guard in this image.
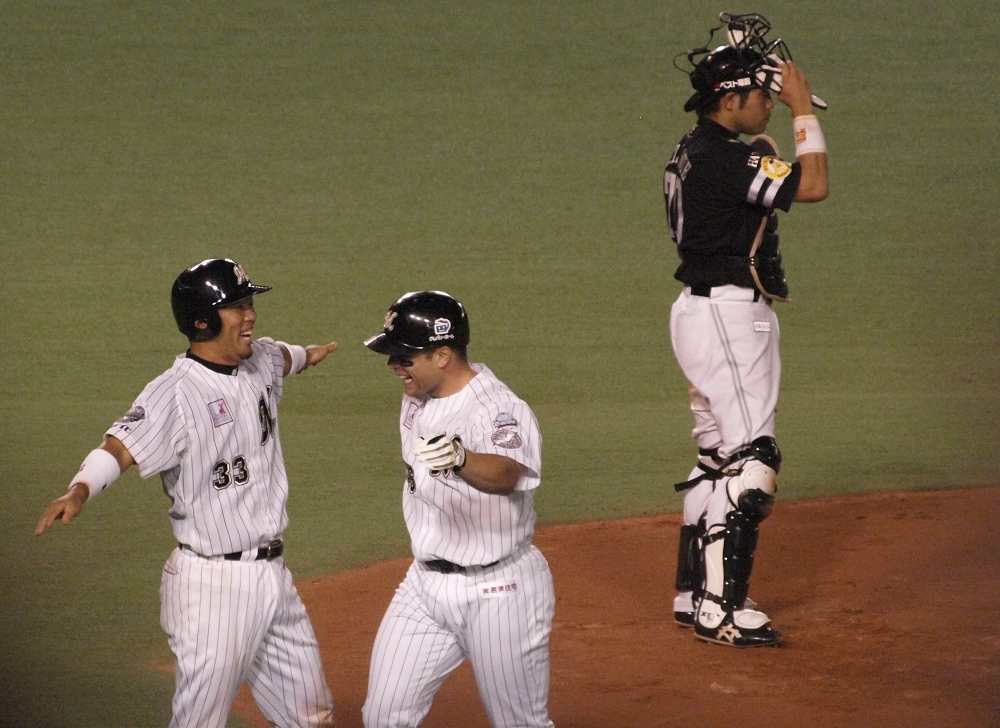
[722,509,759,611]
[693,461,781,647]
[674,524,701,592]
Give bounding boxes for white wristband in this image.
[278,341,308,375]
[793,114,827,157]
[69,448,121,501]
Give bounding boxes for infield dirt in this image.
[236,487,1000,727]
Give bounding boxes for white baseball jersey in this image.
[364,362,555,728]
[107,338,289,555]
[399,363,542,566]
[107,337,334,727]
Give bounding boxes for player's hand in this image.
[413,434,466,473]
[776,61,814,117]
[304,341,338,369]
[34,483,88,536]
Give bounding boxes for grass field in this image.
[1,1,997,725]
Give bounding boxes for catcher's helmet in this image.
[365,291,469,357]
[171,258,271,341]
[683,44,771,113]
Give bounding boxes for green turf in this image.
[2,1,997,725]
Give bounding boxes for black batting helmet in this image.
[365,291,470,357]
[171,258,271,341]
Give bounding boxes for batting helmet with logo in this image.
[171,258,272,341]
[365,291,470,357]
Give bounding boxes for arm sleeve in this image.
[720,143,802,212]
[468,398,542,492]
[106,377,187,479]
[253,338,287,404]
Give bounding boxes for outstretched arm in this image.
[278,341,339,377]
[35,436,135,536]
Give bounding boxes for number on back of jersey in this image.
[664,146,691,244]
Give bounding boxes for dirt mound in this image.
[236,488,1000,727]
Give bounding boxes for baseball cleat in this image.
[674,610,696,627]
[694,608,781,648]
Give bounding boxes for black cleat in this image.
[694,610,781,648]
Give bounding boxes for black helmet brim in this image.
[364,333,421,357]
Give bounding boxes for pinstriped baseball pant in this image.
[363,545,555,728]
[160,547,335,727]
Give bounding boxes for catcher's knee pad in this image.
[675,523,703,592]
[726,437,781,523]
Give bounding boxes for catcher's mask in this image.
[676,12,824,113]
[365,290,470,357]
[171,258,271,341]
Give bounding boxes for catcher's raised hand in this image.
[413,434,466,473]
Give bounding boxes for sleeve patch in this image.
[761,156,792,179]
[117,406,146,424]
[491,413,523,449]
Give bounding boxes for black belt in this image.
[423,558,500,575]
[182,539,283,561]
[690,283,760,302]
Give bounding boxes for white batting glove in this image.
[413,434,466,473]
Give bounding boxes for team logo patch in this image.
[491,413,523,449]
[479,580,518,598]
[761,156,791,179]
[384,311,398,331]
[753,321,772,333]
[208,398,234,428]
[233,263,250,285]
[428,317,455,343]
[117,406,146,424]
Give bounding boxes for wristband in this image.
[452,437,466,473]
[277,341,308,374]
[793,114,827,157]
[69,448,121,501]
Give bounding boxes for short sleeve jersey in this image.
[106,338,289,556]
[399,363,542,566]
[663,118,801,288]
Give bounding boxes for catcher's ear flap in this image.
[748,134,781,159]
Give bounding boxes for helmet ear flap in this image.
[188,311,222,342]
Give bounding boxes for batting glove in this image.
[413,434,466,473]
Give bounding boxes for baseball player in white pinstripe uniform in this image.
[363,291,555,728]
[36,258,338,727]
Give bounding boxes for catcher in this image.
[663,13,829,647]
